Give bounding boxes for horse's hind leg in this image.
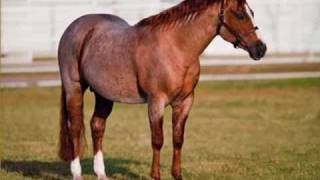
[91,93,113,180]
[62,81,87,180]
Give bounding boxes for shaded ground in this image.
[1,79,320,179]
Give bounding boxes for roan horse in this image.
[58,0,267,179]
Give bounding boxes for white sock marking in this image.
[71,157,82,177]
[94,151,106,177]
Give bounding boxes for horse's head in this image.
[217,0,267,60]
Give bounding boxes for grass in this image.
[0,78,320,180]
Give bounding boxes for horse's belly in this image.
[89,76,146,104]
[83,62,146,104]
[99,83,146,104]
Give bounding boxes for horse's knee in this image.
[150,124,164,150]
[173,128,184,149]
[152,136,163,150]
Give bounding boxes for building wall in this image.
[1,0,320,58]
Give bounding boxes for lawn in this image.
[1,79,320,180]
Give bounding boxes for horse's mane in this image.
[136,0,219,29]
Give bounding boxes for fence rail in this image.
[1,54,320,88]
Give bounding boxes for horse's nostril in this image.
[257,41,264,49]
[256,41,267,56]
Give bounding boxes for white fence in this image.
[1,0,320,62]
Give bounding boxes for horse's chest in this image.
[170,62,200,99]
[181,64,200,90]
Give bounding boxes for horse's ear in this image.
[237,0,246,6]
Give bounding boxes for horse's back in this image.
[59,14,128,55]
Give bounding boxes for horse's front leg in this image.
[171,93,194,180]
[148,96,166,180]
[91,93,113,180]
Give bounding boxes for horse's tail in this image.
[59,86,87,162]
[58,87,73,161]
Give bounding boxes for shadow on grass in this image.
[2,158,148,180]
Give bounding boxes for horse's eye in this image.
[231,10,246,20]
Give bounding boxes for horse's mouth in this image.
[248,40,267,61]
[249,52,263,61]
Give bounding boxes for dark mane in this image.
[136,0,219,29]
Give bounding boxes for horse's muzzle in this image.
[248,40,267,61]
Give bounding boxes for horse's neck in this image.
[170,3,220,60]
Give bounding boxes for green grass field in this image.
[1,79,320,180]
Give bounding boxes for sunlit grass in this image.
[1,78,320,179]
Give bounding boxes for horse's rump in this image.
[59,14,146,104]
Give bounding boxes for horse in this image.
[58,0,267,179]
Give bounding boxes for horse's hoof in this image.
[97,175,109,180]
[72,176,83,180]
[172,174,183,180]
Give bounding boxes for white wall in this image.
[1,0,320,58]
